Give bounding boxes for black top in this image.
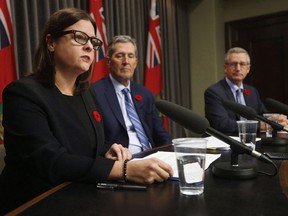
[0,77,114,214]
[63,94,96,154]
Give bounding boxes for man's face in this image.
[224,53,250,86]
[107,42,138,86]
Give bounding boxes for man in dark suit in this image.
[91,35,172,153]
[204,47,267,134]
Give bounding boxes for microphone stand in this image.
[212,149,258,180]
[205,127,258,179]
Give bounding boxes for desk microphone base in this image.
[261,137,288,146]
[212,162,258,180]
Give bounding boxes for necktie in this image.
[236,89,246,120]
[236,89,244,105]
[122,88,151,151]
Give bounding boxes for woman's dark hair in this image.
[32,8,97,94]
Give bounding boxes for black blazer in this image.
[91,77,172,149]
[204,78,267,134]
[0,77,114,213]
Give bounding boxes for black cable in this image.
[257,158,278,177]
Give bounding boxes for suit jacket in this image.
[91,77,172,150]
[0,77,114,213]
[204,78,267,134]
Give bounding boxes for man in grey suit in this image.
[204,47,267,134]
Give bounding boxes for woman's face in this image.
[49,20,96,78]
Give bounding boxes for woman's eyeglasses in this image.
[56,30,103,50]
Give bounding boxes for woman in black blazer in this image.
[0,8,173,214]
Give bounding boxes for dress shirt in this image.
[109,74,143,153]
[225,77,246,106]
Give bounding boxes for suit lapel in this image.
[221,79,236,102]
[243,85,253,106]
[221,79,240,120]
[81,89,105,155]
[105,79,127,129]
[130,82,144,119]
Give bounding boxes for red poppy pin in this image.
[134,94,143,101]
[243,89,250,96]
[93,111,101,122]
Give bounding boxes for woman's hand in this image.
[125,158,173,184]
[105,143,132,161]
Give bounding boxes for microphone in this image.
[223,100,288,146]
[223,100,288,132]
[265,98,288,116]
[155,100,273,179]
[154,100,210,135]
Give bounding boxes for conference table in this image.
[7,138,288,216]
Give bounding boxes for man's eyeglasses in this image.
[56,30,103,50]
[225,62,250,69]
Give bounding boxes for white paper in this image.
[204,136,231,149]
[204,136,261,150]
[183,162,203,183]
[136,151,221,178]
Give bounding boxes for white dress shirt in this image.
[109,74,142,153]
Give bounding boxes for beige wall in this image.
[188,0,288,116]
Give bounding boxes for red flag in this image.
[145,0,169,132]
[145,0,162,96]
[89,0,109,82]
[0,0,17,144]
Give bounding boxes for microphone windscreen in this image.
[223,100,256,119]
[265,98,288,116]
[155,100,209,134]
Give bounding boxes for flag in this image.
[145,0,169,132]
[89,0,109,82]
[0,0,17,144]
[145,0,162,96]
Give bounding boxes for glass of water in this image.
[173,138,207,195]
[237,120,258,150]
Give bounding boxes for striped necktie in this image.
[122,88,151,151]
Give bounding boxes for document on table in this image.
[204,136,231,150]
[204,136,261,150]
[138,151,221,179]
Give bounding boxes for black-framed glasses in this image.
[56,30,103,50]
[225,62,250,69]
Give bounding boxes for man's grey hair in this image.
[224,47,250,64]
[107,35,138,57]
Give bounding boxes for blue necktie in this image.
[236,89,246,120]
[236,89,244,105]
[122,88,151,151]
